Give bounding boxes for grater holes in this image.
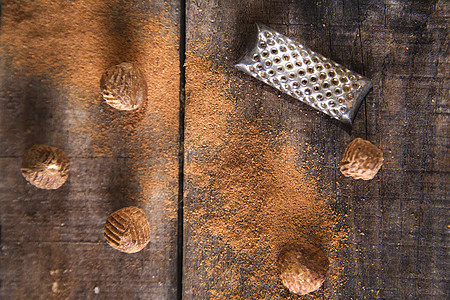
[352,82,360,89]
[343,85,351,92]
[312,56,320,63]
[340,77,348,83]
[338,97,345,104]
[298,69,306,76]
[280,75,287,82]
[289,72,296,79]
[260,71,267,78]
[249,66,255,72]
[324,63,331,69]
[331,78,339,85]
[336,69,344,75]
[316,94,324,100]
[256,63,263,70]
[349,75,356,80]
[303,58,311,65]
[259,41,267,48]
[300,50,308,57]
[274,57,281,64]
[288,44,296,50]
[347,93,354,101]
[322,82,330,88]
[331,108,339,115]
[280,46,287,52]
[328,101,337,107]
[253,54,260,61]
[309,96,316,103]
[316,65,323,71]
[311,76,318,83]
[313,85,320,91]
[321,102,328,109]
[276,38,285,44]
[277,66,284,72]
[307,67,314,73]
[304,88,311,95]
[268,69,275,76]
[292,81,299,88]
[284,84,291,90]
[328,71,336,77]
[325,91,332,97]
[283,54,290,61]
[301,78,308,85]
[335,88,342,94]
[295,61,302,67]
[268,39,275,46]
[292,52,299,58]
[340,107,348,113]
[271,48,278,54]
[272,78,280,85]
[319,73,327,80]
[264,31,272,38]
[262,51,269,57]
[265,60,272,67]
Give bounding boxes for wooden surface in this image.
[0,1,180,299]
[183,0,448,299]
[1,0,449,299]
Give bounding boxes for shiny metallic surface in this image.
[236,23,373,124]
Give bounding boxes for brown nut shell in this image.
[104,206,151,253]
[100,62,147,110]
[340,138,384,180]
[21,144,69,189]
[277,244,329,296]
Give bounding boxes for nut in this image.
[277,244,329,296]
[21,144,69,189]
[104,206,151,253]
[340,138,383,180]
[100,62,147,110]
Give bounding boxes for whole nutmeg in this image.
[104,206,151,253]
[277,244,329,296]
[340,138,384,180]
[100,62,147,110]
[21,144,69,189]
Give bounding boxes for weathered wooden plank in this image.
[0,1,180,299]
[184,0,448,299]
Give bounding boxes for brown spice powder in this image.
[185,51,347,299]
[1,0,180,207]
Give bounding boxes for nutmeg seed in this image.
[100,62,147,111]
[21,144,69,189]
[340,138,384,180]
[104,206,151,253]
[277,244,329,296]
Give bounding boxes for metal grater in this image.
[236,23,372,124]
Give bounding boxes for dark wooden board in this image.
[0,1,180,299]
[184,0,449,299]
[1,0,448,299]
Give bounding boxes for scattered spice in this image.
[185,50,347,299]
[1,0,180,206]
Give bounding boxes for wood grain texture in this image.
[0,0,180,299]
[184,0,448,299]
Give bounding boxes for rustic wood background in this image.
[1,0,448,299]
